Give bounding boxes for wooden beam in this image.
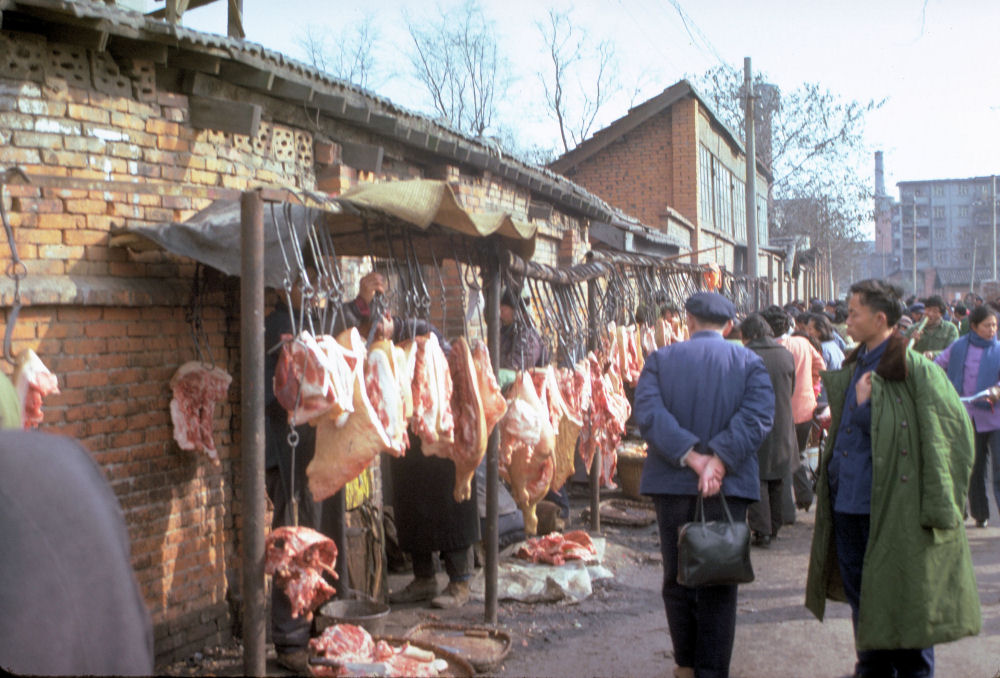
[467,149,489,170]
[189,95,262,136]
[342,102,371,125]
[108,37,169,64]
[43,24,109,52]
[168,48,220,74]
[219,60,274,91]
[147,0,216,19]
[313,92,346,116]
[269,76,313,102]
[368,112,397,136]
[340,141,383,174]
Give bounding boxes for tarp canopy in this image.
[113,180,538,288]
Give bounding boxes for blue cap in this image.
[909,302,925,313]
[685,291,735,324]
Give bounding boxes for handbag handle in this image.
[695,489,735,526]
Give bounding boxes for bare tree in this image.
[537,8,620,153]
[405,1,508,137]
[296,15,378,90]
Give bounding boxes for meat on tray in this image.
[264,526,338,620]
[514,529,597,566]
[499,370,554,535]
[12,348,60,429]
[168,360,231,464]
[310,623,447,677]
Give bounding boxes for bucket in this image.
[617,453,645,500]
[315,598,390,636]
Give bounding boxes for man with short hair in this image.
[909,295,958,357]
[806,279,980,678]
[636,291,774,678]
[954,303,971,336]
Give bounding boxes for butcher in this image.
[264,262,345,674]
[343,271,480,610]
[634,291,774,678]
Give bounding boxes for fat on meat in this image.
[12,348,59,429]
[471,339,506,435]
[307,329,392,502]
[531,366,580,493]
[615,324,643,387]
[514,529,597,565]
[402,334,455,446]
[423,336,487,503]
[578,351,629,488]
[311,624,444,677]
[499,371,554,535]
[273,330,354,424]
[366,340,409,456]
[264,525,338,620]
[168,361,232,464]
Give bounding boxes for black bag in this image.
[677,491,755,587]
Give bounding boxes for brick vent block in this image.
[0,31,46,82]
[271,124,295,162]
[47,42,89,88]
[91,51,132,98]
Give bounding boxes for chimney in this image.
[875,151,886,196]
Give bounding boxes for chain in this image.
[1,168,29,365]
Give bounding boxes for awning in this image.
[112,180,538,286]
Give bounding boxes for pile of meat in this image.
[264,525,338,620]
[169,361,232,465]
[310,623,448,677]
[12,348,60,429]
[272,328,504,504]
[514,529,597,566]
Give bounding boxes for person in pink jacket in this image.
[762,306,826,522]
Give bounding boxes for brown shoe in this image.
[673,668,694,678]
[430,580,470,609]
[276,648,310,674]
[389,576,438,604]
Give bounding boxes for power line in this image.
[665,0,729,70]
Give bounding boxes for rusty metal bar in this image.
[483,248,501,624]
[240,189,266,676]
[586,277,601,533]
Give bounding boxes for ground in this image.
[161,483,1000,678]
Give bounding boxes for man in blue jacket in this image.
[635,291,774,678]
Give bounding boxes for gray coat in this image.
[746,337,798,480]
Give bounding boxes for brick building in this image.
[0,0,690,664]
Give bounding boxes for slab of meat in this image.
[499,371,554,535]
[471,339,506,435]
[578,351,630,488]
[310,623,375,669]
[531,366,579,493]
[639,323,656,357]
[423,336,487,503]
[402,333,455,446]
[273,330,354,424]
[12,349,59,429]
[311,624,445,677]
[307,364,393,502]
[168,361,232,464]
[514,529,597,565]
[366,340,409,456]
[615,324,643,387]
[264,525,338,620]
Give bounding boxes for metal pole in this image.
[744,57,759,279]
[586,277,600,533]
[992,175,997,282]
[912,201,917,295]
[483,248,501,624]
[240,190,266,676]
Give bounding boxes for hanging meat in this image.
[401,333,455,446]
[471,339,506,436]
[423,336,487,503]
[273,330,354,424]
[639,323,657,357]
[306,328,393,502]
[578,351,630,488]
[12,348,59,429]
[168,361,232,464]
[531,365,581,493]
[615,324,643,387]
[264,525,338,620]
[499,371,555,535]
[365,339,410,456]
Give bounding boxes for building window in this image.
[959,184,969,195]
[934,185,944,197]
[733,178,746,242]
[698,144,714,227]
[959,206,969,217]
[984,184,991,194]
[934,206,945,219]
[914,187,924,196]
[934,228,946,239]
[713,157,729,235]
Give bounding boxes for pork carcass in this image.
[499,371,555,535]
[273,330,354,424]
[168,361,232,464]
[640,323,657,357]
[578,351,630,488]
[311,624,446,678]
[403,333,455,446]
[615,324,643,387]
[307,329,393,502]
[531,366,580,493]
[366,339,409,456]
[514,529,597,566]
[12,349,59,429]
[423,336,487,503]
[471,339,507,435]
[264,525,338,620]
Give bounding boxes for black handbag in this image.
[677,491,755,587]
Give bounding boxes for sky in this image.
[176,0,1000,220]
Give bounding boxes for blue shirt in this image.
[827,337,888,514]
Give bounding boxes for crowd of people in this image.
[637,280,989,678]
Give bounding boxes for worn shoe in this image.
[276,648,310,674]
[389,576,439,604]
[976,519,988,528]
[430,580,470,609]
[751,532,772,548]
[673,667,695,678]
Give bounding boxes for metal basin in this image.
[315,598,390,636]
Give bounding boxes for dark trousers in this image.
[832,511,934,678]
[653,494,751,678]
[748,478,784,538]
[411,547,472,582]
[969,430,1000,522]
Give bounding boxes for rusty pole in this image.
[483,247,501,623]
[587,277,601,533]
[240,189,266,676]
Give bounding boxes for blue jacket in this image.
[635,330,774,500]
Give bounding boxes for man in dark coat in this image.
[635,291,774,678]
[740,313,797,547]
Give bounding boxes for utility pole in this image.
[911,200,917,295]
[744,57,758,279]
[992,174,997,282]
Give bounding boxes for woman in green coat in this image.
[805,289,980,673]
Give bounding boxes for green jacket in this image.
[958,316,970,337]
[909,319,959,355]
[805,331,981,650]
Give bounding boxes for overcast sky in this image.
[180,0,1000,204]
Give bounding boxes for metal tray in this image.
[404,622,512,672]
[309,635,474,677]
